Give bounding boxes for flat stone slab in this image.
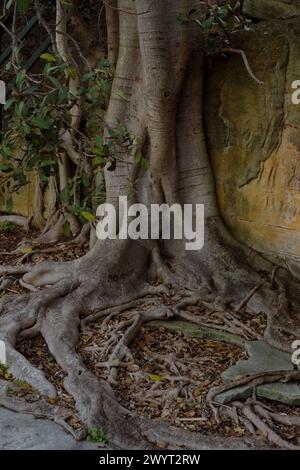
[223,340,294,380]
[215,340,300,406]
[148,320,245,347]
[0,408,103,450]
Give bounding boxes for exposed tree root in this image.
[19,278,39,293]
[220,400,300,450]
[0,279,78,395]
[82,287,167,327]
[0,265,32,276]
[0,215,29,230]
[0,250,269,449]
[34,215,66,245]
[72,224,91,244]
[209,369,300,450]
[173,294,261,341]
[0,229,298,449]
[0,394,86,441]
[106,305,174,385]
[0,226,299,449]
[207,369,300,414]
[0,278,15,293]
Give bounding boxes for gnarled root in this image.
[0,215,29,230]
[0,256,263,449]
[0,393,86,441]
[220,400,300,450]
[209,371,300,450]
[0,279,78,396]
[105,305,174,385]
[0,233,298,449]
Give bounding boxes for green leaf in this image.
[0,164,12,172]
[98,58,110,68]
[90,146,106,156]
[58,86,69,103]
[4,97,16,110]
[39,160,56,168]
[63,220,71,237]
[108,128,117,138]
[21,246,33,254]
[92,156,104,167]
[22,85,38,96]
[201,17,214,31]
[22,121,31,135]
[177,12,189,23]
[95,135,103,147]
[16,69,26,90]
[134,149,143,163]
[5,0,14,11]
[140,157,149,171]
[67,67,77,79]
[17,0,30,12]
[0,147,12,158]
[219,5,229,18]
[40,53,57,63]
[82,172,90,188]
[149,374,165,382]
[48,76,62,89]
[39,170,49,182]
[82,71,94,82]
[135,150,148,171]
[81,211,96,222]
[32,116,53,130]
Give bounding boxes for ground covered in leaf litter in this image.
[1,226,300,446]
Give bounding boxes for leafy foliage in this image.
[1,57,112,187]
[0,363,12,380]
[1,55,111,220]
[178,1,251,53]
[0,0,148,230]
[87,427,108,444]
[0,221,18,233]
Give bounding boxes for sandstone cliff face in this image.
[206,18,300,264]
[0,173,35,217]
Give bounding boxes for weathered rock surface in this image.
[148,319,245,347]
[206,18,300,264]
[243,0,300,20]
[0,408,100,450]
[215,341,300,406]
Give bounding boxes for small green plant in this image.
[6,379,32,397]
[87,427,108,444]
[14,379,31,389]
[0,221,18,233]
[5,385,18,396]
[0,363,12,380]
[0,363,8,373]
